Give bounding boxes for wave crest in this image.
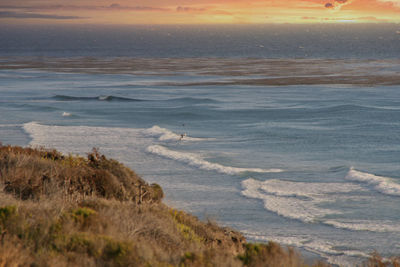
[52,95,144,102]
[146,145,283,175]
[345,168,400,196]
[143,125,207,142]
[240,178,400,233]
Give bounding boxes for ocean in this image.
[1,24,400,266]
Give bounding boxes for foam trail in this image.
[346,168,400,196]
[254,178,361,198]
[146,145,283,175]
[242,231,369,267]
[62,112,71,117]
[241,178,339,223]
[143,125,208,142]
[241,178,400,233]
[324,219,400,232]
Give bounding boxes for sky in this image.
[0,0,400,24]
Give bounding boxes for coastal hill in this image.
[0,145,382,266]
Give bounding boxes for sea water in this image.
[1,24,400,266]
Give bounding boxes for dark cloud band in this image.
[0,11,84,19]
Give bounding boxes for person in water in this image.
[180,133,187,140]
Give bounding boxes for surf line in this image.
[146,145,283,175]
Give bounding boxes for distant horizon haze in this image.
[1,23,399,59]
[0,0,400,24]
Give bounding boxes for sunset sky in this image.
[0,0,400,24]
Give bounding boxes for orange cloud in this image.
[1,0,400,24]
[324,0,353,10]
[176,6,207,12]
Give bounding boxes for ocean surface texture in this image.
[1,25,400,266]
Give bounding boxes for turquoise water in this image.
[1,58,400,265]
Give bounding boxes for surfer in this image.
[180,133,187,140]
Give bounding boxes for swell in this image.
[52,95,220,105]
[52,95,145,102]
[219,104,396,121]
[162,97,221,104]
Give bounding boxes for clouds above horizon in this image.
[0,11,84,19]
[0,0,399,23]
[325,0,353,10]
[0,4,170,12]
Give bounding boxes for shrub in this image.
[0,146,163,203]
[0,205,17,224]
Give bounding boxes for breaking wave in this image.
[146,145,283,175]
[241,178,360,223]
[143,125,209,142]
[242,231,369,267]
[241,178,400,232]
[346,168,400,197]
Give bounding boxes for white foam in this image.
[324,219,400,232]
[22,122,149,159]
[256,179,362,198]
[98,95,109,101]
[23,122,282,176]
[242,231,368,267]
[146,145,283,175]
[241,178,400,233]
[241,178,345,223]
[143,125,207,142]
[346,168,400,196]
[62,112,72,117]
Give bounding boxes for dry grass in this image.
[0,145,331,266]
[0,146,162,203]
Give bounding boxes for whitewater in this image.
[1,56,400,266]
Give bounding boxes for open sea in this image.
[1,24,400,266]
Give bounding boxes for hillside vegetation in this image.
[0,145,389,266]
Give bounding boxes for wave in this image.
[163,97,220,104]
[23,122,281,176]
[52,95,218,104]
[52,95,145,102]
[242,231,369,267]
[146,145,283,175]
[345,168,400,196]
[143,125,209,142]
[324,219,400,233]
[328,165,349,173]
[241,178,400,233]
[0,124,21,127]
[253,178,361,198]
[316,104,385,113]
[62,112,72,117]
[241,178,352,223]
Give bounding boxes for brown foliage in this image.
[0,146,162,203]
